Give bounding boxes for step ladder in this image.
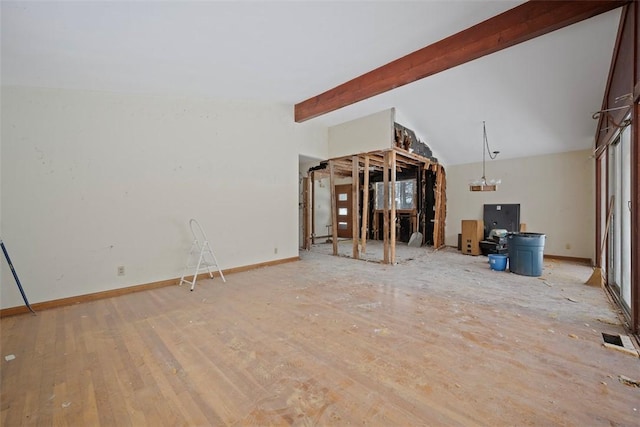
[179,219,226,291]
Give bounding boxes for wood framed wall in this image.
[311,147,446,264]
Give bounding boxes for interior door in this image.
[335,184,352,238]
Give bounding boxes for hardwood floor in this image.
[1,247,639,426]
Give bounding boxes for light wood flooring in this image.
[1,247,639,426]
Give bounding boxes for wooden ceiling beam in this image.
[295,0,629,122]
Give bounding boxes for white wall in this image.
[328,109,394,158]
[298,131,328,161]
[446,150,594,260]
[0,86,326,309]
[311,176,332,238]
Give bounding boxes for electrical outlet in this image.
[274,247,278,254]
[117,266,125,276]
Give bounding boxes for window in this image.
[374,179,416,210]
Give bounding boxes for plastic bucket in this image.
[508,232,545,277]
[488,254,508,271]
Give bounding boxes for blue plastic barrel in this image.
[488,254,508,271]
[508,233,545,277]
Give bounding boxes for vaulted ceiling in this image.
[1,1,622,165]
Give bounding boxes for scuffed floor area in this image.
[1,247,638,425]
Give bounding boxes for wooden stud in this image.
[390,150,397,265]
[352,156,360,259]
[432,165,447,249]
[361,155,370,254]
[311,170,316,245]
[421,168,427,245]
[439,166,447,248]
[383,152,390,264]
[329,160,338,256]
[433,168,442,247]
[441,169,447,247]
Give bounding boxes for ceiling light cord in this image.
[483,121,499,160]
[470,121,501,190]
[482,121,499,181]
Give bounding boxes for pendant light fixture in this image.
[469,121,500,192]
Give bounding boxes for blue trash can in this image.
[508,232,545,277]
[488,254,508,271]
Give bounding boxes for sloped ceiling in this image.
[1,1,621,165]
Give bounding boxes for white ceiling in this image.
[1,1,621,165]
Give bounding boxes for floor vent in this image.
[602,333,639,357]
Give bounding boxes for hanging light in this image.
[469,121,501,192]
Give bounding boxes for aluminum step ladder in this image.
[179,219,225,291]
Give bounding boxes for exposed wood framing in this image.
[329,160,338,256]
[295,0,628,122]
[322,147,432,178]
[352,155,360,259]
[383,152,390,264]
[432,164,442,248]
[432,164,447,249]
[390,150,397,264]
[311,170,316,245]
[317,147,440,265]
[421,167,427,244]
[361,155,370,253]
